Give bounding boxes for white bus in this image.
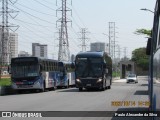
[10,57,60,93]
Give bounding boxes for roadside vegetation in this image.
[0,77,11,86]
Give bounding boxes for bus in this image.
[146,0,160,115]
[10,57,60,93]
[57,62,75,88]
[75,51,112,91]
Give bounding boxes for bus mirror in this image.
[146,38,151,55]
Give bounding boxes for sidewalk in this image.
[113,79,126,83]
[112,77,126,83]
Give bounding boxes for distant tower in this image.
[1,0,10,65]
[79,28,89,52]
[109,22,116,60]
[0,0,19,65]
[57,0,72,62]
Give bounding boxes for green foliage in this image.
[112,71,120,77]
[0,78,11,86]
[131,47,149,71]
[134,29,151,36]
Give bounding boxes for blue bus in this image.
[10,57,60,92]
[146,0,160,117]
[57,62,75,88]
[75,51,112,91]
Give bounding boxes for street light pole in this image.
[140,8,154,13]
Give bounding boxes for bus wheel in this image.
[67,80,69,88]
[100,86,105,91]
[108,80,111,89]
[101,87,105,91]
[40,82,45,92]
[101,83,105,91]
[79,87,82,91]
[17,90,23,94]
[65,80,69,88]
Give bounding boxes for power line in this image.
[33,0,56,11]
[13,18,53,27]
[9,3,56,33]
[9,2,56,25]
[16,2,56,17]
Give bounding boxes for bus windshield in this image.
[11,63,39,78]
[76,57,103,77]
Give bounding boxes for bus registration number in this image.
[86,84,91,86]
[19,85,30,88]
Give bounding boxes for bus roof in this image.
[11,57,58,63]
[76,51,106,58]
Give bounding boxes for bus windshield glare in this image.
[76,57,103,77]
[12,63,39,78]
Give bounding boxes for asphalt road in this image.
[0,76,153,120]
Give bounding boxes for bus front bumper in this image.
[12,81,42,90]
[75,78,103,88]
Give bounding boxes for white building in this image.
[90,42,109,54]
[18,51,31,57]
[32,43,48,58]
[9,32,18,58]
[0,30,18,63]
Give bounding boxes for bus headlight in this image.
[97,79,102,83]
[76,79,81,82]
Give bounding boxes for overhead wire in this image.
[32,0,56,11]
[16,2,56,17]
[9,2,56,25]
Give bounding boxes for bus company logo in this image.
[2,112,11,117]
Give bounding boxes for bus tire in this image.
[67,79,69,88]
[40,81,45,92]
[79,87,82,91]
[100,85,105,91]
[17,90,23,94]
[65,80,69,88]
[108,79,111,89]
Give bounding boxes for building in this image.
[90,42,109,53]
[9,32,18,59]
[0,30,18,64]
[32,43,48,58]
[71,54,75,62]
[18,51,31,57]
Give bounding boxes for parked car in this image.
[126,74,138,83]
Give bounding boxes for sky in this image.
[5,0,156,60]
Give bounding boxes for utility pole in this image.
[109,22,116,62]
[79,28,89,52]
[116,44,121,61]
[56,0,72,62]
[123,47,127,60]
[0,0,19,80]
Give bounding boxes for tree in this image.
[131,47,149,71]
[134,29,151,36]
